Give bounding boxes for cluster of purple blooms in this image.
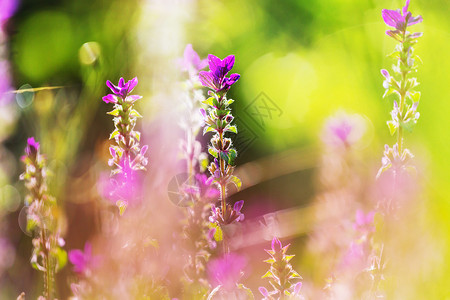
[379,0,422,181]
[200,54,244,228]
[102,77,148,213]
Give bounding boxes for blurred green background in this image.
[1,0,450,298]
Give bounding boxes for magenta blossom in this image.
[24,137,40,157]
[180,44,208,74]
[0,0,18,29]
[382,0,422,32]
[207,253,247,290]
[353,209,375,233]
[322,111,366,148]
[103,77,140,102]
[68,242,100,274]
[209,200,244,225]
[199,54,240,92]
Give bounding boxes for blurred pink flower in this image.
[322,111,366,149]
[207,253,247,290]
[68,242,101,274]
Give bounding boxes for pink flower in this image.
[382,0,422,32]
[180,44,207,74]
[207,253,247,290]
[68,242,100,274]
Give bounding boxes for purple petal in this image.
[409,31,423,39]
[141,145,148,155]
[199,71,217,90]
[109,147,116,157]
[68,250,86,272]
[380,69,390,79]
[271,237,282,252]
[199,108,207,119]
[84,242,92,257]
[126,95,142,102]
[106,80,120,94]
[207,54,222,73]
[127,77,138,93]
[355,209,365,225]
[198,58,208,70]
[259,287,269,297]
[233,200,244,212]
[382,9,401,27]
[223,55,235,73]
[118,77,125,88]
[102,94,117,104]
[293,282,303,294]
[408,15,423,26]
[25,137,40,156]
[403,0,410,16]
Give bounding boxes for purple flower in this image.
[25,137,40,157]
[382,0,422,32]
[68,242,100,274]
[207,253,247,290]
[0,0,18,29]
[209,200,244,225]
[199,54,240,92]
[105,77,138,99]
[180,44,208,74]
[353,209,375,232]
[377,143,414,178]
[322,111,366,148]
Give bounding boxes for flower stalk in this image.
[20,138,67,299]
[259,238,303,300]
[102,77,148,214]
[199,54,244,236]
[379,0,423,177]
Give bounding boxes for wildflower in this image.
[322,111,366,148]
[180,44,208,75]
[207,253,247,290]
[209,200,244,225]
[377,143,414,178]
[199,54,240,92]
[260,237,303,299]
[353,209,375,233]
[381,0,422,32]
[69,242,100,274]
[102,77,148,212]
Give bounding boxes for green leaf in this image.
[54,247,67,271]
[228,149,237,165]
[135,131,141,142]
[208,147,218,158]
[130,109,143,118]
[109,129,120,140]
[202,97,215,107]
[107,108,120,116]
[209,223,223,241]
[26,218,37,233]
[262,270,274,279]
[203,126,216,135]
[227,125,237,134]
[408,91,421,103]
[387,120,397,136]
[219,151,229,163]
[400,119,416,133]
[230,175,242,191]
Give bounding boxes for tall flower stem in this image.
[20,138,66,299]
[199,54,244,242]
